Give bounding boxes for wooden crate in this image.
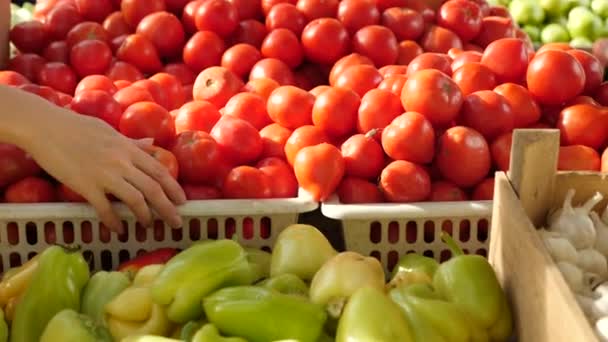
[490,129,602,342]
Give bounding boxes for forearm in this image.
[0,0,9,69]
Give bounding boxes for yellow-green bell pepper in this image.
[81,271,131,326]
[257,274,309,297]
[245,248,271,283]
[0,308,7,342]
[40,309,112,342]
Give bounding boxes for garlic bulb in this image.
[597,316,608,342]
[578,249,608,279]
[541,230,578,264]
[557,261,585,293]
[592,211,608,258]
[549,190,602,249]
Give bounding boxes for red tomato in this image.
[171,131,225,185]
[45,4,84,40]
[420,25,463,54]
[259,123,293,159]
[37,62,78,95]
[114,80,131,90]
[481,38,528,83]
[132,79,170,109]
[378,65,407,78]
[451,50,482,71]
[113,85,154,109]
[71,90,123,128]
[301,18,350,65]
[174,100,221,134]
[9,21,48,54]
[183,31,226,73]
[337,0,380,35]
[121,0,165,28]
[380,160,431,202]
[195,0,239,37]
[141,145,179,179]
[265,3,306,36]
[42,41,69,64]
[352,25,399,67]
[136,11,185,58]
[473,16,515,48]
[567,49,605,95]
[296,0,338,20]
[312,87,360,137]
[103,12,132,38]
[211,116,263,165]
[461,90,514,141]
[377,74,408,97]
[284,125,330,165]
[406,52,452,77]
[294,143,345,201]
[490,131,512,172]
[401,69,463,127]
[57,183,87,202]
[452,62,496,96]
[557,104,608,150]
[437,0,482,42]
[249,58,295,86]
[18,84,61,105]
[5,177,56,203]
[337,177,384,203]
[163,63,196,86]
[595,82,608,107]
[261,0,296,16]
[310,85,331,97]
[396,40,424,65]
[341,133,385,179]
[75,0,113,22]
[526,50,586,105]
[149,73,186,110]
[223,92,270,129]
[243,78,281,101]
[119,101,176,148]
[182,0,204,34]
[558,145,601,171]
[472,177,494,200]
[228,0,262,20]
[381,7,424,41]
[0,144,42,188]
[193,66,244,109]
[494,83,541,128]
[66,21,110,48]
[536,42,571,55]
[382,112,435,164]
[223,166,273,199]
[257,157,298,198]
[261,29,303,68]
[436,126,491,187]
[601,146,608,172]
[231,19,268,48]
[334,65,382,98]
[221,44,262,78]
[357,89,402,134]
[182,184,222,200]
[116,33,163,74]
[70,40,112,77]
[7,53,46,82]
[430,181,468,201]
[0,71,31,86]
[329,53,374,86]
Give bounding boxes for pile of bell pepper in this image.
[0,223,514,342]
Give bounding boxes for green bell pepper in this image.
[81,271,131,326]
[0,308,7,342]
[151,240,254,324]
[433,233,513,341]
[336,286,414,342]
[192,324,247,342]
[181,320,206,341]
[10,246,90,342]
[388,253,439,289]
[245,248,271,283]
[270,224,337,281]
[203,286,327,342]
[257,274,309,297]
[39,309,112,342]
[122,336,181,342]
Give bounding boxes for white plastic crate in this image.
[321,195,493,272]
[0,189,317,272]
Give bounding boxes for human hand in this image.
[22,107,186,233]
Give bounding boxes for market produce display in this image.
[0,223,514,341]
[2,0,608,205]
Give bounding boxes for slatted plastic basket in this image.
[0,189,317,272]
[321,196,493,272]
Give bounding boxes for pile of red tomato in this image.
[0,0,607,205]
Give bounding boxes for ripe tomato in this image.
[259,123,293,159]
[231,19,268,48]
[380,160,431,202]
[334,65,382,97]
[420,25,463,54]
[5,177,56,203]
[174,100,221,134]
[381,7,424,41]
[527,50,586,106]
[557,104,608,150]
[183,31,226,73]
[115,80,131,90]
[266,86,314,129]
[142,145,179,179]
[182,184,222,199]
[71,90,123,128]
[567,95,601,107]
[341,133,385,179]
[75,0,113,22]
[294,143,344,201]
[149,73,186,110]
[228,0,262,20]
[43,41,70,64]
[310,85,331,97]
[119,101,176,148]
[18,84,61,105]
[481,38,528,84]
[357,88,402,134]
[490,131,512,172]
[493,83,541,128]
[601,147,608,172]
[378,65,407,78]
[182,0,204,34]
[0,71,30,86]
[296,0,338,20]
[329,53,374,86]
[536,42,571,55]
[451,50,482,71]
[70,40,112,77]
[37,62,78,95]
[284,125,330,165]
[337,0,380,35]
[257,157,298,198]
[382,112,435,164]
[265,3,306,36]
[116,34,163,74]
[396,40,424,65]
[249,58,295,86]
[471,177,494,201]
[170,131,223,184]
[472,16,515,48]
[567,50,605,95]
[437,0,482,42]
[401,69,463,127]
[377,74,407,97]
[312,87,360,137]
[430,181,468,201]
[452,62,497,96]
[337,177,384,203]
[595,82,608,107]
[461,90,514,141]
[352,25,399,67]
[193,67,244,109]
[163,63,196,85]
[224,92,270,129]
[132,79,170,109]
[261,29,303,68]
[221,44,262,79]
[436,126,491,187]
[121,0,165,28]
[45,4,84,40]
[113,85,154,109]
[223,166,273,199]
[136,12,185,58]
[0,144,41,188]
[558,145,601,171]
[406,52,452,76]
[195,0,239,37]
[7,53,46,82]
[57,183,87,202]
[301,18,349,65]
[9,21,48,54]
[103,12,132,38]
[211,116,263,165]
[66,21,110,48]
[243,77,280,101]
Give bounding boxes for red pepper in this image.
[117,248,178,277]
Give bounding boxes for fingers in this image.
[131,137,155,149]
[106,177,154,228]
[133,150,187,205]
[85,190,124,233]
[125,167,183,229]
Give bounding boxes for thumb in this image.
[131,138,155,148]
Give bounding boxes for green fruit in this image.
[522,25,542,42]
[509,0,546,25]
[592,0,608,18]
[570,37,594,49]
[540,0,569,17]
[567,6,604,40]
[541,23,571,43]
